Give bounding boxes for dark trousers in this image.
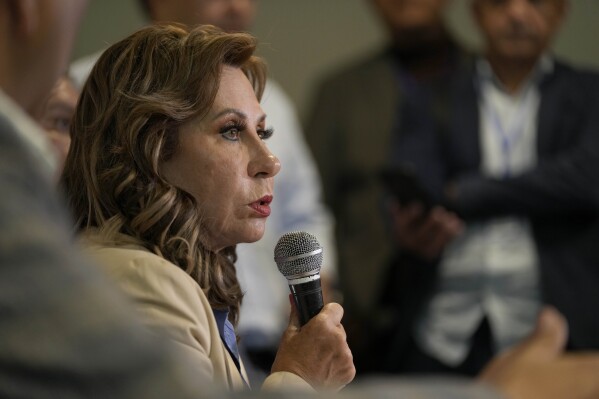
[396,317,495,377]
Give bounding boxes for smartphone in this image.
[379,167,436,212]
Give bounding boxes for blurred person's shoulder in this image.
[551,58,599,87]
[317,46,395,90]
[542,57,599,108]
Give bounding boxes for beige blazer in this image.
[82,230,311,392]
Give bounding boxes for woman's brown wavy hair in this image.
[61,24,267,325]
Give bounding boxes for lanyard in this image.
[483,85,533,178]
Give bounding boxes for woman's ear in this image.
[6,0,39,38]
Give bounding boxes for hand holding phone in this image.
[379,167,435,212]
[380,167,463,259]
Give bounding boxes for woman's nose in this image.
[248,142,281,178]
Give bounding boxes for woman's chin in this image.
[240,225,267,244]
[242,232,265,244]
[208,221,267,249]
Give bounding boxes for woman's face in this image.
[161,66,280,252]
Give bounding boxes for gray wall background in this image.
[73,0,599,122]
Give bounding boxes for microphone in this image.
[274,231,324,326]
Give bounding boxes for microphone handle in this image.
[289,278,323,326]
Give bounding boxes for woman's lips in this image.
[249,195,273,217]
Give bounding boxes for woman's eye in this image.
[221,127,241,141]
[258,128,274,140]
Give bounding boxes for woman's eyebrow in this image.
[211,108,266,124]
[211,108,246,121]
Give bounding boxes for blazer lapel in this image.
[536,65,563,157]
[449,63,481,174]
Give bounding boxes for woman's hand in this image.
[271,300,355,391]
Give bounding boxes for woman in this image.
[61,24,354,391]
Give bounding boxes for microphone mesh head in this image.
[274,231,323,279]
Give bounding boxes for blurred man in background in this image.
[0,1,204,397]
[306,0,465,374]
[403,0,599,376]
